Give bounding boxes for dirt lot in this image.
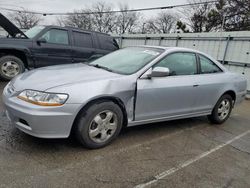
[0,81,249,188]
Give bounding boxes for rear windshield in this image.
[90,47,163,75]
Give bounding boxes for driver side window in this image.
[154,52,197,76]
[40,29,69,45]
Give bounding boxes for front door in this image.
[32,28,72,67]
[135,52,200,121]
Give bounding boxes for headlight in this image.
[17,90,68,106]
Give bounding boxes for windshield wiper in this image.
[90,64,114,73]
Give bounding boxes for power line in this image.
[0,1,218,16]
[0,4,24,9]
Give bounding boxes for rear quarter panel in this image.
[215,72,246,106]
[193,71,246,113]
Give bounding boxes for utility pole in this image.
[216,11,226,60]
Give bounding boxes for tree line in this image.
[8,0,250,34]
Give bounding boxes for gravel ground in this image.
[0,81,249,188]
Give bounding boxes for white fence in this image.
[113,31,250,92]
[1,27,250,92]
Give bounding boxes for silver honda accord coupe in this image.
[3,46,247,148]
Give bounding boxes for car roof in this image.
[135,45,227,71]
[136,45,201,53]
[134,45,219,58]
[42,25,111,36]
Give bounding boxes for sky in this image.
[0,0,187,24]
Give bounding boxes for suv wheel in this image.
[0,55,25,81]
[208,94,233,124]
[75,101,123,149]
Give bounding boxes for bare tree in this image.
[91,2,115,33]
[56,2,114,33]
[114,4,141,34]
[9,9,42,29]
[145,11,177,34]
[178,0,214,32]
[55,1,143,34]
[56,10,93,30]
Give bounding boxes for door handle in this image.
[193,84,199,87]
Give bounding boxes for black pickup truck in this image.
[0,13,119,80]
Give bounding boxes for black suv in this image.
[0,13,119,80]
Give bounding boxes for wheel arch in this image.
[0,48,29,68]
[209,90,236,124]
[222,90,236,104]
[71,96,128,135]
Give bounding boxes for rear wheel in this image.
[208,94,233,124]
[0,55,25,81]
[75,101,123,149]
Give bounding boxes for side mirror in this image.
[151,67,170,77]
[37,38,47,44]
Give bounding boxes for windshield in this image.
[89,47,163,75]
[25,26,45,38]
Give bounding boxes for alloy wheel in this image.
[1,61,20,78]
[217,99,231,120]
[88,110,118,143]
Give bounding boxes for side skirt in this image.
[127,111,211,127]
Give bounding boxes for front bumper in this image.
[3,87,81,138]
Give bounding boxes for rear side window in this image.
[155,52,197,76]
[73,31,93,48]
[199,55,222,74]
[97,34,118,50]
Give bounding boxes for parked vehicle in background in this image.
[3,46,247,149]
[0,13,119,80]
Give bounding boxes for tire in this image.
[208,94,233,124]
[0,55,25,81]
[75,101,123,149]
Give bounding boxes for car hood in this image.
[0,13,28,38]
[0,37,32,45]
[12,63,122,91]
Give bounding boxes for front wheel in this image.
[0,55,25,81]
[208,94,233,124]
[75,101,123,149]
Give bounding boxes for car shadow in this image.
[1,116,209,152]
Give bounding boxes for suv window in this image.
[73,31,93,48]
[97,34,118,50]
[199,55,222,74]
[41,29,69,45]
[154,52,197,76]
